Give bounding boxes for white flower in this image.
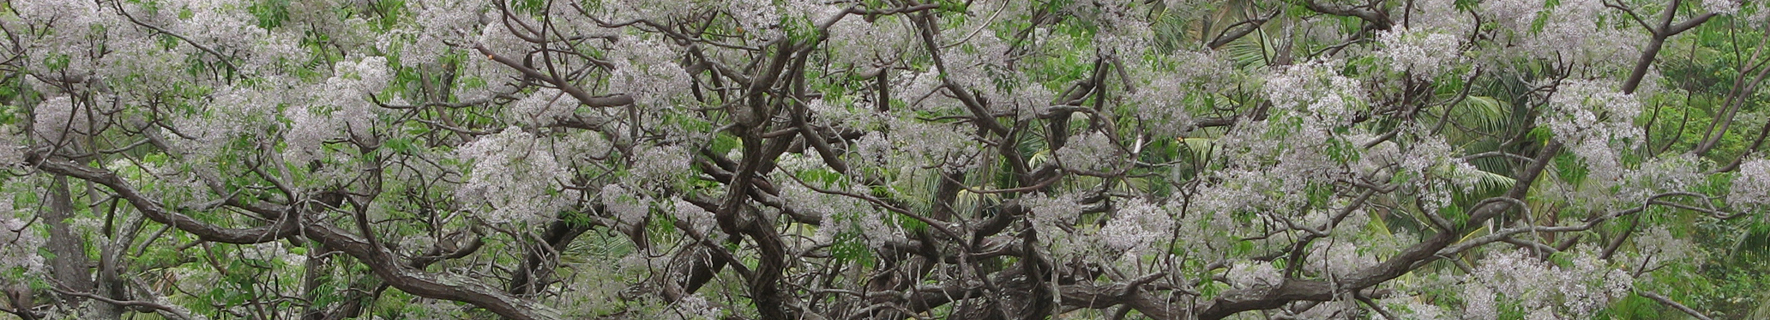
[607,36,690,106]
[1466,248,1634,317]
[1226,261,1283,289]
[1125,51,1226,137]
[880,118,979,170]
[1729,158,1770,208]
[600,184,651,227]
[507,88,580,126]
[476,22,530,59]
[725,0,783,40]
[828,15,914,68]
[0,193,46,274]
[1306,241,1374,279]
[171,84,284,158]
[0,126,24,166]
[797,183,899,249]
[404,0,485,65]
[1378,296,1451,320]
[284,57,395,162]
[455,127,579,225]
[1097,199,1174,252]
[1378,27,1465,77]
[673,294,723,320]
[1622,153,1705,200]
[1703,0,1741,14]
[1463,285,1498,320]
[1023,192,1085,231]
[629,144,691,187]
[1542,79,1641,193]
[1481,0,1644,68]
[1055,131,1122,171]
[673,198,716,235]
[33,96,93,145]
[1264,60,1365,126]
[1625,227,1698,275]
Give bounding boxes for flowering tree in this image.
[3,0,1770,319]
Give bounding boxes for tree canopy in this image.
[2,0,1770,319]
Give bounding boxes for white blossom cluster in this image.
[454,127,580,225]
[476,21,533,60]
[171,83,287,158]
[1024,192,1119,259]
[1097,198,1175,254]
[608,36,691,106]
[1729,158,1770,209]
[671,294,724,320]
[1305,241,1376,279]
[2,0,1762,318]
[1620,153,1707,200]
[1054,131,1123,172]
[1189,168,1279,224]
[894,69,946,108]
[284,57,394,163]
[453,48,524,102]
[875,118,981,170]
[1362,131,1485,215]
[1125,86,1196,137]
[553,130,617,167]
[1481,0,1643,68]
[1463,248,1633,320]
[506,88,581,127]
[164,0,306,70]
[288,0,380,48]
[827,15,914,68]
[1225,260,1283,289]
[725,0,783,39]
[806,96,882,130]
[1397,135,1459,179]
[672,198,717,236]
[1022,192,1086,234]
[939,33,1012,99]
[0,126,22,166]
[1124,51,1232,137]
[627,144,692,188]
[1080,0,1157,55]
[780,0,842,22]
[558,246,671,318]
[1376,296,1452,320]
[32,96,93,146]
[1293,299,1362,319]
[402,0,486,66]
[125,159,220,210]
[995,83,1055,120]
[98,35,204,94]
[8,0,103,37]
[240,240,308,267]
[1703,0,1742,15]
[1544,79,1642,189]
[600,184,652,228]
[0,195,47,275]
[7,0,108,75]
[848,131,894,168]
[1264,60,1366,127]
[1624,226,1701,274]
[796,183,900,249]
[1396,0,1477,32]
[1212,121,1355,202]
[1377,27,1464,77]
[600,0,694,22]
